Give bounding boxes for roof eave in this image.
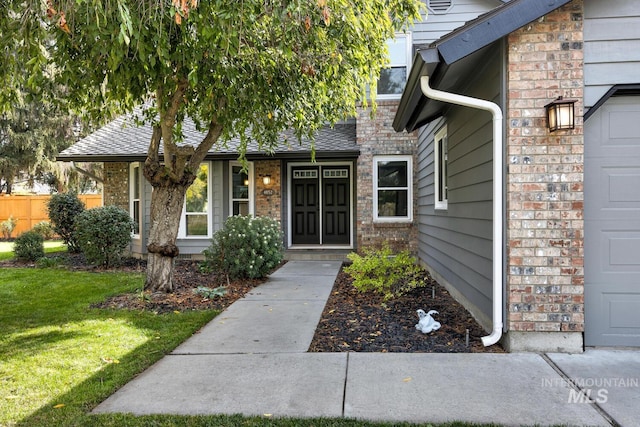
[394,0,572,133]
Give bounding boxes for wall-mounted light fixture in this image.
[545,96,576,132]
[262,175,272,186]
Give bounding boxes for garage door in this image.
[585,96,640,347]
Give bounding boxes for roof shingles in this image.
[58,114,358,162]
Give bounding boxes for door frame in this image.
[286,161,354,249]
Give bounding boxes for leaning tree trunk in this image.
[144,182,189,292]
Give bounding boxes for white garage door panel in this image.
[585,96,640,347]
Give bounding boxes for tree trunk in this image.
[144,182,188,292]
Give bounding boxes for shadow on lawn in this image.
[13,308,217,427]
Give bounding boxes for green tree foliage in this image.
[0,89,77,194]
[1,0,423,291]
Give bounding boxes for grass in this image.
[0,240,66,261]
[0,267,218,427]
[0,248,503,427]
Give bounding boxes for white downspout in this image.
[420,76,503,346]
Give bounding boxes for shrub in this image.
[343,244,426,300]
[1,216,18,239]
[74,205,135,267]
[13,231,45,261]
[31,221,56,240]
[47,193,85,252]
[201,215,284,279]
[36,256,64,268]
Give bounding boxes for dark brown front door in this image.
[291,166,351,246]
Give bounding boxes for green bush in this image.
[31,221,56,240]
[1,216,17,239]
[201,215,284,279]
[36,256,64,268]
[13,231,45,261]
[47,193,85,252]
[74,205,135,267]
[343,244,425,300]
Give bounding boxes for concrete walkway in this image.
[94,261,640,426]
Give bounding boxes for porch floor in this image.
[284,249,351,262]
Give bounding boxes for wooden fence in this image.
[0,194,103,238]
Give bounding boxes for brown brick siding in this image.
[506,0,584,333]
[356,101,418,254]
[103,162,129,212]
[254,160,282,222]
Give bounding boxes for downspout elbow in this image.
[420,76,503,347]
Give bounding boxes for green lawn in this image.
[0,240,67,261]
[0,258,501,427]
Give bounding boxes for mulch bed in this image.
[309,267,504,353]
[2,254,504,352]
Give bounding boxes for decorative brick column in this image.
[254,160,281,222]
[504,0,584,352]
[103,162,129,212]
[356,100,418,254]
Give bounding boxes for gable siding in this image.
[584,0,640,108]
[416,43,502,329]
[413,0,502,45]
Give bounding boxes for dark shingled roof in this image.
[58,112,358,162]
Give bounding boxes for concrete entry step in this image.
[284,249,351,262]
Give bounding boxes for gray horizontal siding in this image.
[584,0,640,108]
[416,43,502,328]
[413,0,501,45]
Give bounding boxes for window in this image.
[183,163,210,236]
[377,34,411,98]
[373,156,413,221]
[129,163,141,237]
[230,162,254,216]
[435,126,448,210]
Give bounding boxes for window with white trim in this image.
[377,33,412,98]
[129,163,142,237]
[373,155,413,221]
[181,163,210,237]
[435,126,448,210]
[230,162,254,216]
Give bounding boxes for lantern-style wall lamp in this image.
[545,96,576,132]
[262,175,272,186]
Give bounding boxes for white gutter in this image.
[420,76,504,346]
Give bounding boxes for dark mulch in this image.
[89,260,266,314]
[308,267,504,353]
[2,253,503,352]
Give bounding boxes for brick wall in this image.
[506,0,584,339]
[254,160,282,222]
[356,100,418,254]
[103,162,129,212]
